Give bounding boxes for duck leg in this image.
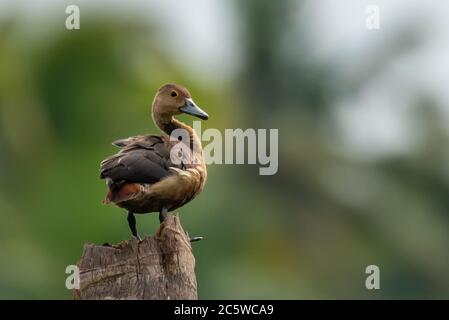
[159,207,169,224]
[158,208,204,243]
[127,211,141,241]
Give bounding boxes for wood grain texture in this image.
[74,214,197,300]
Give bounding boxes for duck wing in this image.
[111,135,147,148]
[100,135,180,185]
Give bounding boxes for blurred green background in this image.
[2,0,449,299]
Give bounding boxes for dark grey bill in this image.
[180,99,209,120]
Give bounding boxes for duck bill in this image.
[180,98,209,120]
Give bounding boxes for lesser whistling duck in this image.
[100,84,208,240]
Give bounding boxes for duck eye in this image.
[170,91,178,97]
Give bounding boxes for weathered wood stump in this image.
[74,214,197,300]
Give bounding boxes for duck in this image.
[99,84,208,240]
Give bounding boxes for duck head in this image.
[152,83,209,121]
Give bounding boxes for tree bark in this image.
[74,214,197,300]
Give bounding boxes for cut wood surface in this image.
[74,214,197,300]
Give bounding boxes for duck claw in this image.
[190,236,204,242]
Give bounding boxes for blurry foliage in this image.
[1,1,449,299]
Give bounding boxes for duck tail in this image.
[103,183,142,205]
[103,190,113,204]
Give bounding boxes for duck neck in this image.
[154,113,200,149]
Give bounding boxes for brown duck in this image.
[100,84,208,240]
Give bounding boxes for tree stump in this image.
[74,214,197,300]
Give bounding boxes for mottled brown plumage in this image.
[100,84,208,239]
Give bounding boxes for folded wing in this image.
[100,135,180,185]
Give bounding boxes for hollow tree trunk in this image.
[74,214,197,300]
